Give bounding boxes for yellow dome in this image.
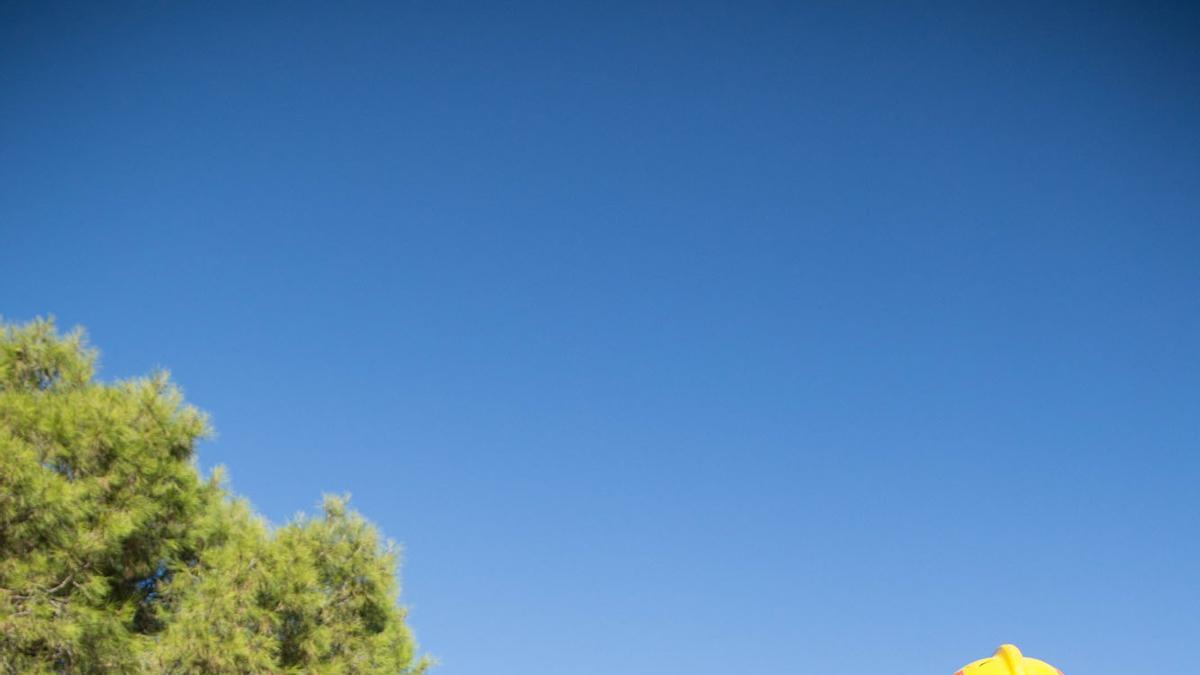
[956,645,1062,675]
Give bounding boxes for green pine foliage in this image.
[0,319,428,674]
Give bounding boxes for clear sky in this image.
[2,2,1198,673]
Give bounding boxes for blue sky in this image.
[2,2,1198,673]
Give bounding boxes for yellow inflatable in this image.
[956,645,1062,675]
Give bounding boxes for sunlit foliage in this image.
[0,318,427,674]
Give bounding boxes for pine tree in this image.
[0,318,428,674]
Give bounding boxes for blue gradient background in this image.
[2,2,1198,673]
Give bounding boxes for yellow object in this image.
[956,645,1062,675]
